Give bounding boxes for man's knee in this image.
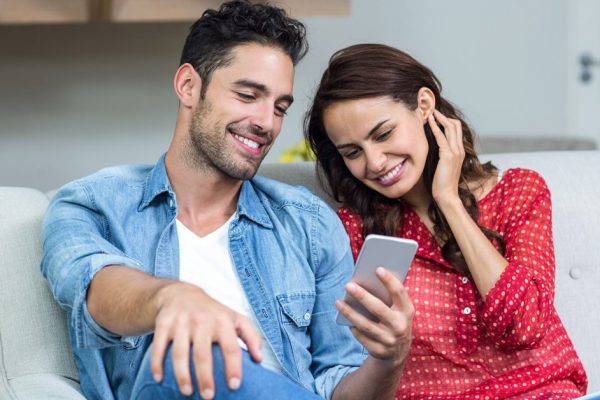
[132,343,233,400]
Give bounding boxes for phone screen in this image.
[336,234,417,326]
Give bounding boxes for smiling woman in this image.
[305,43,588,399]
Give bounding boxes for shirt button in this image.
[462,307,471,315]
[461,276,469,284]
[303,312,311,321]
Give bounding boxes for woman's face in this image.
[323,96,430,200]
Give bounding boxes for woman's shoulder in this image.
[478,167,551,207]
[499,168,550,192]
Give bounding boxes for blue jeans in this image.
[131,344,322,399]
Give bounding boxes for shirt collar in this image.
[139,154,272,229]
[139,153,173,211]
[236,179,273,229]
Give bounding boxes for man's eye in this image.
[275,106,288,116]
[237,92,255,101]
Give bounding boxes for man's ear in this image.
[416,87,436,123]
[173,63,201,108]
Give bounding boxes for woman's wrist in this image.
[433,192,463,210]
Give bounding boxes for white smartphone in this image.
[336,234,418,326]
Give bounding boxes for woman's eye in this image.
[343,149,360,159]
[376,130,392,141]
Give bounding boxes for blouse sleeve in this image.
[480,169,556,350]
[337,207,364,262]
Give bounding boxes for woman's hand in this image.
[428,109,465,205]
[336,267,413,369]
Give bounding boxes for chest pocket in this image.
[276,292,316,328]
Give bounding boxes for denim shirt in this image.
[41,155,366,400]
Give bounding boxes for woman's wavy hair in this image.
[304,43,504,274]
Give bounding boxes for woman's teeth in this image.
[379,162,404,183]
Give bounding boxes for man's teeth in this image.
[233,134,259,149]
[380,163,403,182]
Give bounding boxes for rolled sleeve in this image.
[41,183,143,349]
[480,174,554,349]
[309,198,367,399]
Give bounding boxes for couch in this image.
[1,150,599,399]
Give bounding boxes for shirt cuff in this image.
[72,254,143,349]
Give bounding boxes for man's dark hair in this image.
[180,0,308,97]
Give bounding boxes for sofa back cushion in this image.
[0,187,79,388]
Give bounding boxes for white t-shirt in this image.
[176,215,282,374]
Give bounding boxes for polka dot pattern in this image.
[338,169,588,399]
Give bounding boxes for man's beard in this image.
[184,99,271,180]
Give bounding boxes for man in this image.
[41,2,413,399]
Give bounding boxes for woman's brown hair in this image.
[304,43,504,275]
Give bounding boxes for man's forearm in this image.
[332,356,404,400]
[86,265,173,336]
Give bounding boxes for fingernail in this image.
[182,384,193,396]
[201,388,214,399]
[229,377,241,390]
[376,267,386,277]
[153,373,162,383]
[346,282,357,293]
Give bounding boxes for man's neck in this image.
[164,148,242,237]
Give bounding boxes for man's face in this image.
[187,43,294,180]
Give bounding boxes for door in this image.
[567,0,600,145]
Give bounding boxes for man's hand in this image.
[151,281,263,399]
[336,267,413,369]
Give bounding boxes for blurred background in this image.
[1,0,599,191]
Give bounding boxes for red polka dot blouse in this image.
[337,168,587,399]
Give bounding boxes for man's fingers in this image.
[236,316,263,363]
[150,318,171,383]
[171,327,193,396]
[192,332,215,400]
[217,323,244,391]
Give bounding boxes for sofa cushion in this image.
[0,187,82,399]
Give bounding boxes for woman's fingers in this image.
[428,112,448,150]
[433,110,460,151]
[376,268,414,321]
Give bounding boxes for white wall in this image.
[0,0,570,191]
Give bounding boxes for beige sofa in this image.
[1,150,599,399]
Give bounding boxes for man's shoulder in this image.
[250,175,324,211]
[54,163,154,205]
[68,164,152,189]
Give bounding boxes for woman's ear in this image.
[416,87,436,123]
[173,63,201,108]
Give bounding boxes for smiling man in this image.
[41,2,412,400]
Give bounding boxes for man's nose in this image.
[250,103,275,134]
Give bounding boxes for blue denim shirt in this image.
[41,155,366,400]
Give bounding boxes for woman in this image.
[305,43,587,399]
